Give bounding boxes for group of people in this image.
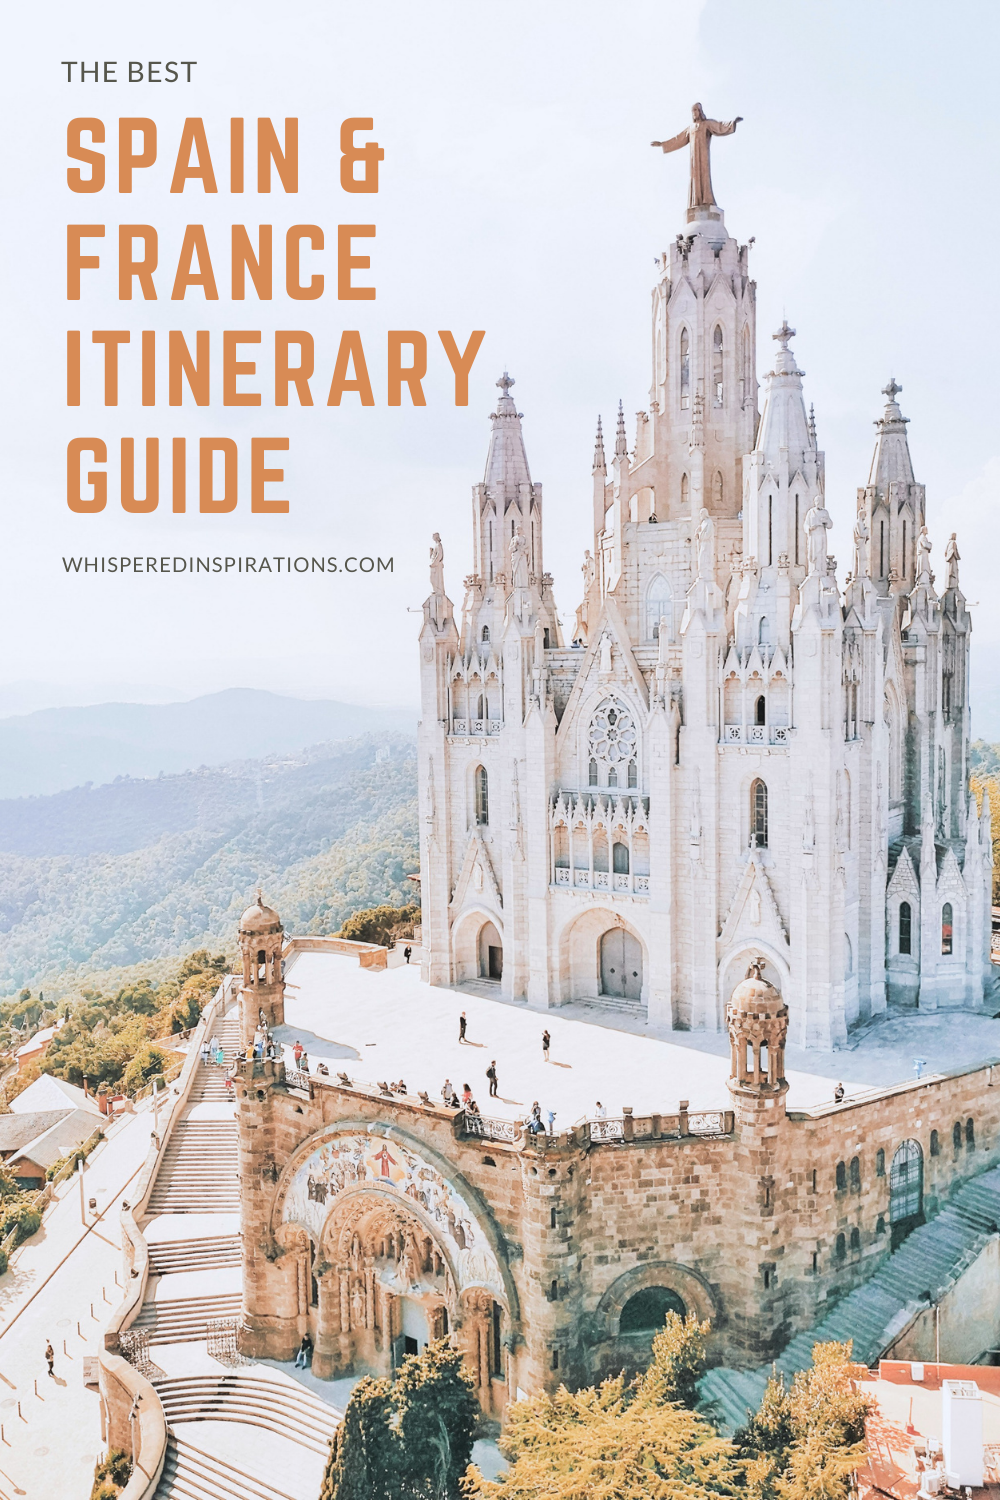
[199,1034,226,1068]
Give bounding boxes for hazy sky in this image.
[4,1,999,727]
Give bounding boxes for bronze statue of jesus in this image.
[652,103,742,210]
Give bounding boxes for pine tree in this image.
[394,1338,480,1498]
[321,1376,399,1500]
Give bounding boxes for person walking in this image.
[458,1012,467,1043]
[199,1039,209,1066]
[542,1029,551,1062]
[209,1034,221,1065]
[45,1340,55,1377]
[294,1333,313,1369]
[486,1061,498,1098]
[462,1083,473,1107]
[441,1078,453,1103]
[404,945,412,965]
[214,1038,224,1067]
[293,1041,304,1067]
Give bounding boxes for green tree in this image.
[321,1375,401,1500]
[337,903,420,946]
[394,1338,479,1497]
[120,1045,167,1095]
[733,1374,795,1500]
[322,1341,478,1500]
[776,1429,866,1500]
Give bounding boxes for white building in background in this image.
[417,170,992,1050]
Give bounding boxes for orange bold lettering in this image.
[231,225,273,300]
[171,226,219,300]
[118,118,157,192]
[67,225,104,300]
[119,225,158,300]
[286,226,324,301]
[121,437,159,513]
[438,330,486,406]
[326,332,374,407]
[223,331,262,406]
[251,438,290,513]
[67,118,105,193]
[257,118,298,193]
[337,224,375,301]
[387,331,427,407]
[67,438,108,513]
[199,438,238,513]
[170,118,219,193]
[168,330,210,405]
[275,332,314,407]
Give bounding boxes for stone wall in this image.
[235,1055,1000,1406]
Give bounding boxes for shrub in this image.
[91,1448,132,1498]
[337,903,420,947]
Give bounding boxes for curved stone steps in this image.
[155,1373,339,1456]
[134,1292,243,1344]
[154,1434,300,1500]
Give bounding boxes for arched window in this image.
[619,1286,686,1334]
[713,469,724,507]
[758,616,772,646]
[627,760,637,789]
[755,695,766,726]
[876,1215,886,1235]
[645,574,673,643]
[966,1118,975,1148]
[751,779,768,848]
[835,1161,846,1191]
[679,329,690,410]
[952,1120,962,1153]
[475,766,489,825]
[849,1227,861,1255]
[889,1140,924,1248]
[930,1129,940,1156]
[941,903,953,955]
[898,902,911,955]
[481,625,490,642]
[876,1148,885,1177]
[712,325,724,406]
[849,1156,861,1190]
[613,842,630,875]
[680,471,690,508]
[607,767,618,788]
[835,1232,846,1261]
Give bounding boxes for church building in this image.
[417,115,992,1050]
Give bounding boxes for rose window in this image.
[589,702,637,766]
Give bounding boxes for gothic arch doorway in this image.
[479,921,503,981]
[600,927,642,1001]
[889,1139,924,1250]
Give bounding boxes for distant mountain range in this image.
[0,735,418,994]
[0,690,416,799]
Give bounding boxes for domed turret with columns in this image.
[727,957,788,1113]
[238,892,285,1045]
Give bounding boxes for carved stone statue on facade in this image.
[804,499,833,575]
[695,507,715,580]
[853,511,870,580]
[429,533,445,595]
[510,526,530,587]
[945,532,960,590]
[652,103,742,211]
[916,524,933,586]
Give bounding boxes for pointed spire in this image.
[614,400,628,460]
[808,403,817,448]
[754,322,810,460]
[484,371,532,494]
[592,416,606,475]
[868,377,914,488]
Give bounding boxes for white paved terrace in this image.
[276,953,1000,1123]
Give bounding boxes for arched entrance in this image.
[479,921,503,981]
[889,1139,924,1250]
[619,1286,686,1334]
[600,927,642,1001]
[275,1128,514,1414]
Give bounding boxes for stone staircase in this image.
[147,1235,241,1276]
[155,1371,338,1456]
[157,1434,300,1500]
[146,1016,241,1215]
[134,1290,244,1346]
[700,1164,1000,1433]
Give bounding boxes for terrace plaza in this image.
[228,911,1000,1419]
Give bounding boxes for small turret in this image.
[238,893,285,1043]
[727,958,788,1100]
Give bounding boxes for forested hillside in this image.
[0,736,418,995]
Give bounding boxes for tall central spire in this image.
[484,371,532,495]
[868,378,915,489]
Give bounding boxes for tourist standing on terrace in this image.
[486,1061,498,1098]
[542,1030,551,1062]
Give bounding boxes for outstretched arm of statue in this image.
[707,116,742,136]
[651,129,689,153]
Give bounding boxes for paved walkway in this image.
[277,954,1000,1125]
[0,1096,170,1500]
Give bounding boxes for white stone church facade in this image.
[417,178,992,1050]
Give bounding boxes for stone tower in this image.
[238,893,285,1046]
